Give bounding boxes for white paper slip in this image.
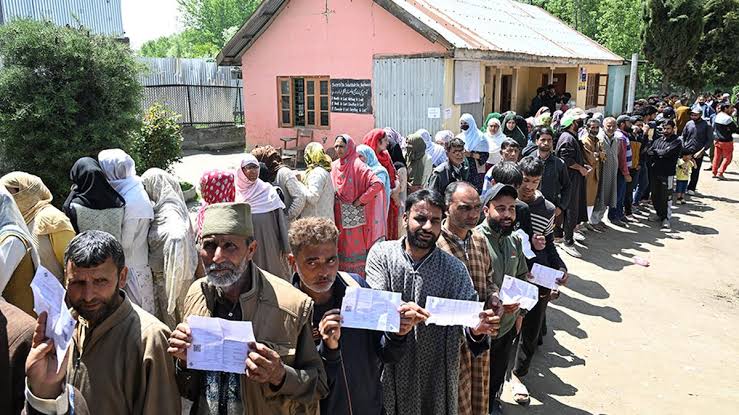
[528,263,564,290]
[31,265,76,372]
[500,275,539,311]
[187,316,256,374]
[513,229,536,259]
[341,286,402,332]
[425,296,483,328]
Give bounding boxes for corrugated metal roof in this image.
[384,0,623,64]
[218,0,623,66]
[0,0,123,36]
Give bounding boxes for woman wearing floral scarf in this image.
[301,142,335,221]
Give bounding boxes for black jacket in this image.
[682,119,712,153]
[713,114,739,143]
[648,133,682,177]
[528,150,571,211]
[426,161,470,196]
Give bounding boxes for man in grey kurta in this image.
[592,117,619,228]
[365,189,496,415]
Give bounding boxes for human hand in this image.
[397,302,430,336]
[352,198,364,207]
[555,207,562,217]
[556,268,569,286]
[319,309,342,350]
[503,302,520,314]
[167,323,192,362]
[625,174,632,183]
[488,292,504,318]
[515,315,524,334]
[246,342,286,386]
[25,312,69,399]
[549,288,561,301]
[532,234,546,251]
[470,309,501,338]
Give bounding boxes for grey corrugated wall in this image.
[0,0,123,36]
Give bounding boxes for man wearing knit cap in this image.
[168,202,328,414]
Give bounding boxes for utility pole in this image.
[626,53,639,114]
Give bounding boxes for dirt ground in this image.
[173,147,739,415]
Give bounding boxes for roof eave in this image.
[216,0,287,66]
[453,48,625,67]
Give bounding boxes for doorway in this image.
[501,75,512,112]
[541,73,568,96]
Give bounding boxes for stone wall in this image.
[181,125,245,151]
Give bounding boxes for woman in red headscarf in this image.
[331,134,384,276]
[363,128,399,240]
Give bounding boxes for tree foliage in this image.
[140,0,262,58]
[132,104,184,173]
[0,20,142,203]
[689,0,739,88]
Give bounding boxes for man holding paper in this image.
[476,183,531,414]
[437,181,503,415]
[288,217,423,415]
[168,202,327,414]
[366,189,500,415]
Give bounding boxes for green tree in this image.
[596,0,643,58]
[690,0,739,89]
[132,104,184,173]
[0,20,143,202]
[641,0,704,92]
[140,0,262,58]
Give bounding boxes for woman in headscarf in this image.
[251,145,307,222]
[481,112,502,132]
[235,153,290,279]
[141,168,199,329]
[435,130,455,146]
[483,117,506,166]
[197,169,236,235]
[1,172,75,282]
[63,157,126,238]
[419,128,447,167]
[331,134,384,276]
[502,112,528,149]
[393,160,408,238]
[405,131,434,193]
[534,106,551,120]
[98,148,156,315]
[301,142,335,221]
[363,128,398,240]
[551,110,564,130]
[1,186,39,316]
[357,144,390,209]
[384,127,406,167]
[458,113,489,193]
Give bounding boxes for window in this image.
[585,73,609,108]
[277,76,330,128]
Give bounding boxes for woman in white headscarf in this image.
[0,186,39,316]
[419,129,447,167]
[458,113,489,193]
[483,117,507,166]
[235,153,291,279]
[98,148,156,315]
[141,168,199,329]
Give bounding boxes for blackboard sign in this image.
[330,79,373,114]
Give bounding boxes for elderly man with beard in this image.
[168,203,327,414]
[288,217,424,415]
[365,189,499,415]
[62,230,180,414]
[476,183,530,415]
[437,182,503,415]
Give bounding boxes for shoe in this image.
[661,219,671,229]
[679,199,686,205]
[687,190,695,196]
[584,222,596,232]
[717,175,726,181]
[593,223,608,232]
[561,243,582,258]
[554,237,564,244]
[573,231,586,242]
[648,213,660,222]
[626,214,636,221]
[712,174,718,178]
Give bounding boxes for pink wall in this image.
[242,0,447,148]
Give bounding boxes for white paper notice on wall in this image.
[427,107,441,119]
[454,60,481,104]
[443,108,453,120]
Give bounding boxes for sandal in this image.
[512,382,531,406]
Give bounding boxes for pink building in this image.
[218,0,625,154]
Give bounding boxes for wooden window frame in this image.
[586,74,609,108]
[276,76,331,129]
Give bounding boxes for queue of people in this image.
[1,91,736,415]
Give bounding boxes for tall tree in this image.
[690,0,739,88]
[641,0,704,92]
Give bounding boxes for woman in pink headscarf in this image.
[196,169,236,235]
[235,154,290,279]
[331,134,384,276]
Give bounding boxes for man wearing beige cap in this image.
[168,202,327,414]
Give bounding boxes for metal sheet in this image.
[0,0,123,36]
[373,57,445,137]
[138,57,242,87]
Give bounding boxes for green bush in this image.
[132,103,183,173]
[0,20,143,203]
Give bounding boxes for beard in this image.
[406,226,439,250]
[206,258,249,288]
[72,291,120,326]
[488,217,514,236]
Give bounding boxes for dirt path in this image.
[500,151,739,414]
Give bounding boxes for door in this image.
[541,73,568,96]
[501,75,512,112]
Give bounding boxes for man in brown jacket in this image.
[168,202,328,414]
[64,230,180,414]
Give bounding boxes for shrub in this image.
[0,20,143,203]
[133,103,184,173]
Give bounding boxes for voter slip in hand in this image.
[528,263,564,290]
[500,275,539,311]
[513,229,537,259]
[187,316,255,374]
[31,265,76,372]
[341,286,402,332]
[424,296,483,328]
